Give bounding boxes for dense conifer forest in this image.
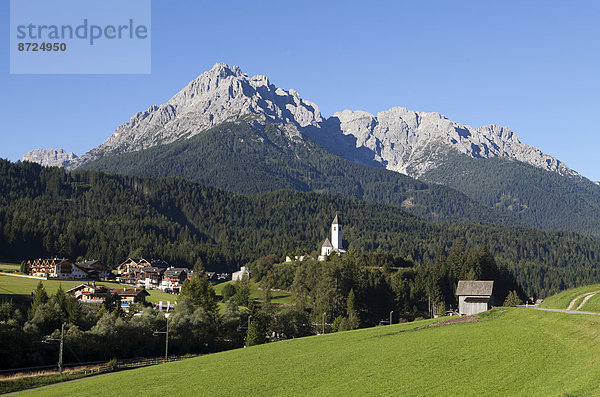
[78,122,513,225]
[422,151,600,237]
[1,159,599,297]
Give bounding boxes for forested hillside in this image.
[421,151,600,237]
[1,160,599,296]
[78,122,513,225]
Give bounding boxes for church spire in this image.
[331,214,342,250]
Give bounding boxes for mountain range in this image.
[22,63,600,236]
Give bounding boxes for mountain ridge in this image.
[47,62,577,181]
[21,63,600,237]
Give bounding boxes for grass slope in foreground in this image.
[20,308,600,396]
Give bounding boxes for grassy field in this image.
[579,292,600,313]
[17,307,600,396]
[0,261,21,273]
[0,274,176,304]
[538,283,600,309]
[213,280,292,305]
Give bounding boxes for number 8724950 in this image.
[17,42,67,51]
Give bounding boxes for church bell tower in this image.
[331,214,342,250]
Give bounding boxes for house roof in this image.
[118,258,152,267]
[141,266,166,274]
[332,214,340,225]
[149,259,169,268]
[66,283,110,294]
[322,238,333,248]
[455,280,494,296]
[165,267,188,276]
[111,288,150,297]
[76,260,105,268]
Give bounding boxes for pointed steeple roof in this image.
[332,214,340,225]
[322,238,333,248]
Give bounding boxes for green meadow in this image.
[539,283,600,310]
[0,261,21,273]
[17,307,600,396]
[213,280,292,305]
[0,274,176,304]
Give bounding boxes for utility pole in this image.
[165,316,169,360]
[322,312,326,335]
[58,323,64,375]
[428,295,431,318]
[389,310,393,326]
[153,316,169,359]
[45,323,66,375]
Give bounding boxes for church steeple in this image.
[331,214,342,250]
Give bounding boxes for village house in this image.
[455,280,495,315]
[27,258,108,280]
[27,258,73,278]
[141,266,166,289]
[159,267,188,293]
[67,283,150,311]
[75,260,110,279]
[117,258,169,286]
[111,287,150,306]
[66,283,112,303]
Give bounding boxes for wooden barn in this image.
[456,280,494,315]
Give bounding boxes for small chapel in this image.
[318,215,347,261]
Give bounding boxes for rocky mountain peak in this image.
[22,149,77,167]
[316,107,576,178]
[60,63,576,180]
[69,63,324,168]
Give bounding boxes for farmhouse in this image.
[67,283,149,306]
[117,258,152,278]
[318,215,347,261]
[66,283,112,303]
[455,280,494,315]
[117,258,169,286]
[141,266,166,288]
[75,260,110,279]
[111,287,150,305]
[27,258,108,279]
[159,267,188,292]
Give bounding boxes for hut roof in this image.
[455,280,494,296]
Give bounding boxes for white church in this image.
[318,215,347,261]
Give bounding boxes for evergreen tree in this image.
[180,274,218,313]
[245,318,265,346]
[346,288,359,330]
[28,281,49,320]
[503,290,523,307]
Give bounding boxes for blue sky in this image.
[2,1,599,180]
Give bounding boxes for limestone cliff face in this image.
[51,62,574,179]
[68,63,323,168]
[317,107,575,178]
[22,149,78,168]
